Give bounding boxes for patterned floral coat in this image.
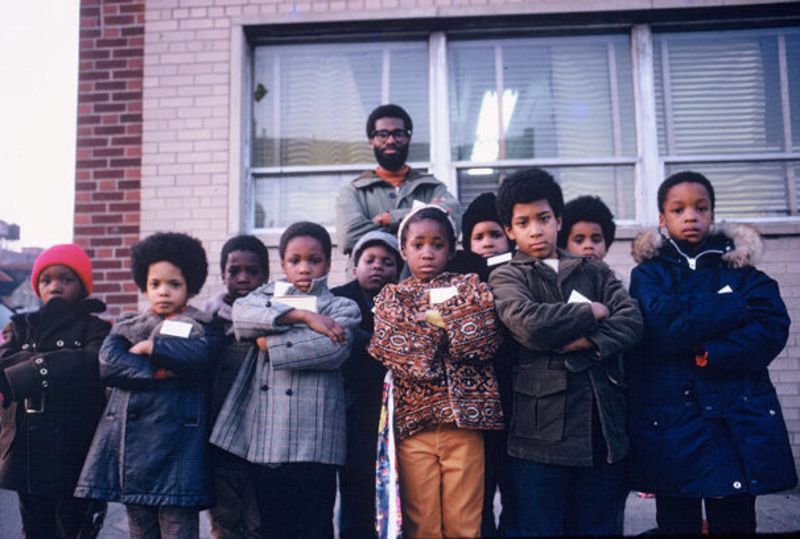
[368,272,504,440]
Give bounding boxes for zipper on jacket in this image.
[668,239,725,271]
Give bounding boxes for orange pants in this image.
[396,424,484,538]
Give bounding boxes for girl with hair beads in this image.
[368,205,504,538]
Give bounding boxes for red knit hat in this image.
[30,243,94,298]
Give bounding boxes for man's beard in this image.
[374,144,409,171]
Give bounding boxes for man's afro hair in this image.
[131,232,208,295]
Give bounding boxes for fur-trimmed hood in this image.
[632,222,763,269]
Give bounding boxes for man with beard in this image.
[336,104,460,264]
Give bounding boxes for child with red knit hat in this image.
[0,243,110,538]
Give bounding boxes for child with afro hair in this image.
[75,232,221,539]
[558,195,616,262]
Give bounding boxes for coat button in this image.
[265,301,271,307]
[56,340,64,347]
[769,409,776,416]
[128,413,139,421]
[39,368,48,376]
[285,342,293,348]
[285,388,293,396]
[35,357,44,365]
[22,344,29,350]
[652,420,658,427]
[733,481,742,489]
[388,192,396,199]
[74,340,82,347]
[260,384,269,391]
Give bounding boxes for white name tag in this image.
[717,285,733,294]
[273,281,292,296]
[274,295,318,313]
[430,286,458,305]
[159,319,193,338]
[567,290,592,304]
[487,252,512,267]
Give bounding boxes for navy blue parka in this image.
[627,223,795,497]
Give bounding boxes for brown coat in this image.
[368,272,504,440]
[489,251,643,466]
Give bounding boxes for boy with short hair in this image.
[331,230,401,539]
[558,195,616,261]
[489,168,643,536]
[628,171,795,534]
[205,235,270,539]
[211,222,361,539]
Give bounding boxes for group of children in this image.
[0,168,795,538]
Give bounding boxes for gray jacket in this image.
[209,277,361,466]
[335,169,460,255]
[489,251,643,466]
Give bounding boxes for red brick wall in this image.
[74,0,144,318]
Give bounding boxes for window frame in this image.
[241,18,800,238]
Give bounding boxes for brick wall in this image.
[74,0,144,319]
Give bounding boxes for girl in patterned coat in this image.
[368,205,504,538]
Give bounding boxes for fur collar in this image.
[632,222,763,268]
[204,291,232,321]
[111,305,211,343]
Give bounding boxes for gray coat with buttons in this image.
[0,297,110,494]
[210,276,361,466]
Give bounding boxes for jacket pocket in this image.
[181,391,200,427]
[513,368,568,441]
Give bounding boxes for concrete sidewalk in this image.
[2,487,799,537]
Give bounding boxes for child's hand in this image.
[559,337,595,353]
[256,336,268,351]
[590,302,610,321]
[302,312,346,345]
[129,340,153,356]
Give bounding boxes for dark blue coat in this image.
[74,307,220,508]
[627,224,796,497]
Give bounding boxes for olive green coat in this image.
[489,251,643,466]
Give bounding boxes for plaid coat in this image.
[210,276,361,466]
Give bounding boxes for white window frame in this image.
[240,21,800,238]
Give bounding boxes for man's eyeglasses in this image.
[370,129,411,142]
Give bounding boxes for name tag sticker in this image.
[273,281,292,296]
[487,252,512,267]
[567,290,592,304]
[274,295,318,313]
[159,319,193,338]
[430,286,458,305]
[717,285,733,294]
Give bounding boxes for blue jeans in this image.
[511,457,627,537]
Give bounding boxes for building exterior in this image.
[74,0,800,471]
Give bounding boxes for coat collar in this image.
[265,275,331,297]
[509,249,585,282]
[351,168,434,190]
[632,222,762,270]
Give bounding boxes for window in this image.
[250,41,429,228]
[449,34,637,219]
[654,27,800,218]
[247,21,800,231]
